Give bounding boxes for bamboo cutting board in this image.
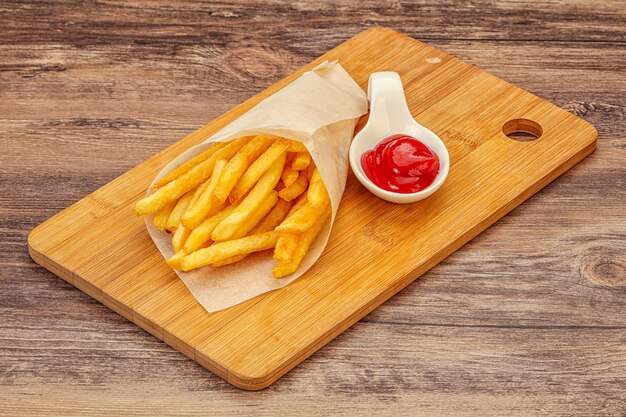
[28,27,597,390]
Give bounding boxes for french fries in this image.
[274,232,298,264]
[272,206,330,278]
[286,141,307,153]
[180,159,227,229]
[182,205,234,253]
[278,172,308,201]
[281,165,299,187]
[291,152,311,171]
[213,135,274,204]
[231,191,279,239]
[304,162,315,181]
[154,142,227,188]
[229,139,289,205]
[172,223,191,252]
[255,198,292,232]
[211,153,285,242]
[182,231,279,271]
[166,188,197,232]
[275,198,329,234]
[307,168,328,207]
[210,199,292,267]
[153,200,176,231]
[133,137,250,215]
[166,249,186,270]
[134,134,331,278]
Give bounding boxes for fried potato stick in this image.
[211,153,285,241]
[278,172,308,201]
[211,198,292,266]
[165,188,196,232]
[209,255,242,267]
[166,249,186,270]
[230,191,278,239]
[152,200,176,231]
[281,165,299,187]
[286,140,307,153]
[154,141,227,188]
[272,206,330,278]
[286,193,308,216]
[213,135,274,204]
[306,168,328,207]
[255,198,292,232]
[275,197,329,234]
[133,137,249,215]
[189,176,212,208]
[273,232,299,264]
[291,152,311,170]
[172,223,191,252]
[304,162,315,181]
[229,139,289,205]
[181,159,227,228]
[182,231,279,271]
[183,205,235,254]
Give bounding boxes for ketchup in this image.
[361,134,440,193]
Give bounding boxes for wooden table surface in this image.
[1,1,624,415]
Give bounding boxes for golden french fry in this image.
[189,176,212,208]
[154,142,227,188]
[229,139,289,205]
[153,200,176,231]
[213,135,275,204]
[133,137,250,215]
[273,232,299,264]
[231,191,278,239]
[283,193,307,219]
[182,231,279,271]
[304,161,316,181]
[307,168,328,207]
[278,173,308,201]
[275,198,329,234]
[181,159,227,228]
[281,165,299,187]
[286,140,307,153]
[172,223,191,252]
[166,249,186,270]
[211,198,292,266]
[183,205,235,253]
[273,206,330,278]
[254,198,292,233]
[211,255,244,267]
[165,189,196,232]
[291,152,311,171]
[212,153,285,241]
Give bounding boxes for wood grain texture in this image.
[27,26,599,389]
[2,0,625,414]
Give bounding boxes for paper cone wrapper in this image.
[145,61,368,312]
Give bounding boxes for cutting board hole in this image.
[502,119,542,142]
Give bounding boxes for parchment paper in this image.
[145,61,368,312]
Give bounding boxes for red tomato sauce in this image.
[361,134,440,194]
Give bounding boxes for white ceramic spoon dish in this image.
[349,71,450,204]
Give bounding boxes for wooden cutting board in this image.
[28,27,597,390]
